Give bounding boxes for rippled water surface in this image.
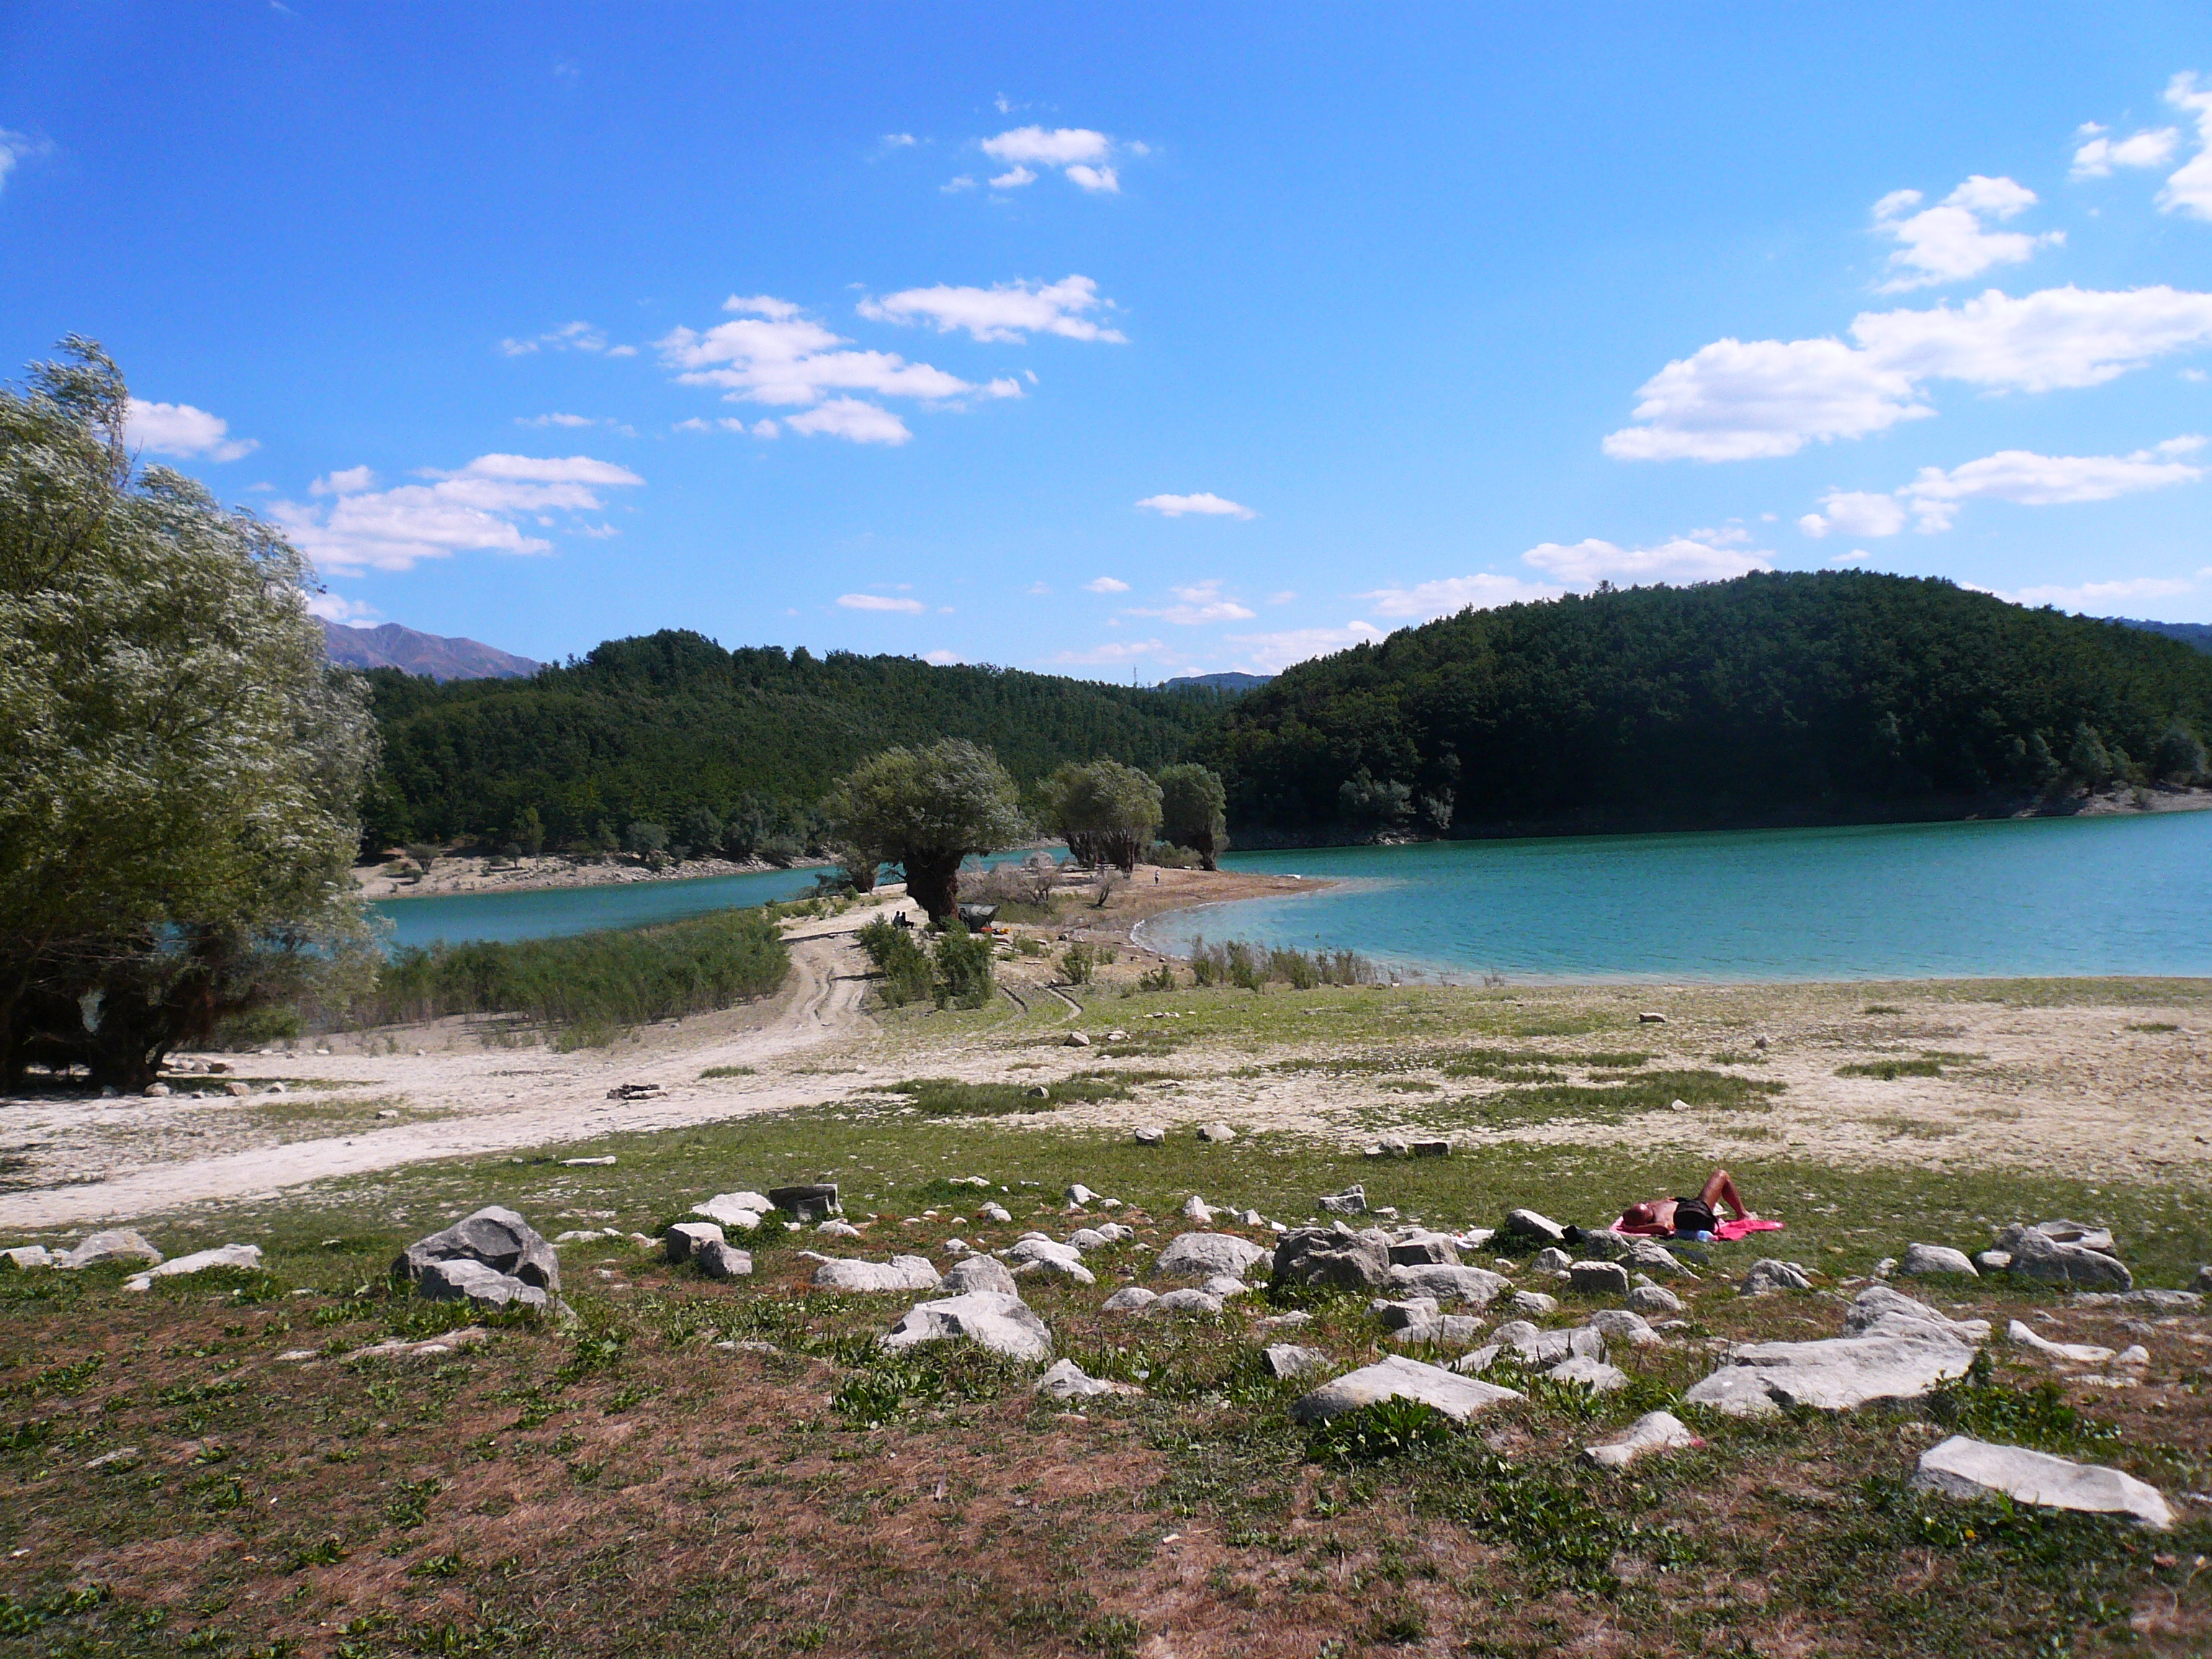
[1138,812,2212,981]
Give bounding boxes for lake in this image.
[1135,811,2212,982]
[366,848,1064,951]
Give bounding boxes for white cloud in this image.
[923,649,963,665]
[124,398,260,462]
[1083,576,1130,593]
[1798,490,1910,539]
[1872,176,2059,292]
[989,166,1037,189]
[1357,574,1563,619]
[1136,492,1256,519]
[1607,285,2212,462]
[837,593,927,613]
[941,176,977,193]
[1829,549,1874,566]
[518,412,598,428]
[1128,579,1257,625]
[1065,164,1119,193]
[310,465,378,496]
[1520,534,1773,586]
[883,132,917,148]
[1902,436,2206,531]
[2072,126,2180,179]
[1023,581,1052,595]
[1222,622,1388,673]
[859,275,1125,343]
[0,128,50,195]
[658,293,1024,443]
[981,126,1112,166]
[1049,638,1172,666]
[785,398,912,444]
[1992,576,2195,610]
[272,453,642,575]
[305,591,378,624]
[499,320,614,356]
[2160,72,2212,220]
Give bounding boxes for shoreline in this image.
[353,850,837,902]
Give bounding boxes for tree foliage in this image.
[1204,572,2212,835]
[1043,757,1162,873]
[0,341,376,1086]
[1154,762,1228,869]
[822,739,1025,921]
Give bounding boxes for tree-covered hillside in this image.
[1204,572,2212,837]
[361,630,1225,852]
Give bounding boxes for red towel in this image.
[1714,1217,1784,1241]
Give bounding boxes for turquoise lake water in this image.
[367,849,1064,951]
[1135,812,2212,982]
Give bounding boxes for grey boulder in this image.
[1264,1344,1331,1380]
[1585,1309,1661,1347]
[1504,1208,1566,1244]
[1511,1290,1559,1316]
[395,1206,560,1292]
[1272,1227,1393,1292]
[1290,1354,1522,1424]
[1154,1288,1225,1315]
[693,1192,770,1227]
[664,1221,724,1263]
[1386,1230,1460,1267]
[1197,1123,1237,1143]
[813,1255,943,1293]
[2002,1227,2131,1290]
[1568,1260,1631,1298]
[938,1254,1020,1298]
[881,1291,1051,1362]
[1899,1243,1979,1278]
[1583,1411,1701,1471]
[1915,1434,2172,1529]
[1100,1285,1158,1313]
[1154,1231,1271,1281]
[768,1183,842,1220]
[1317,1185,1368,1215]
[1627,1284,1683,1316]
[122,1244,262,1291]
[696,1243,753,1280]
[62,1229,163,1270]
[1388,1262,1509,1308]
[1685,1284,1979,1416]
[2005,1318,2114,1364]
[419,1256,550,1312]
[1737,1258,1813,1296]
[1034,1358,1138,1401]
[1547,1355,1629,1392]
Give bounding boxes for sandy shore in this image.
[353,850,835,901]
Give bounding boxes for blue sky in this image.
[4,4,2210,678]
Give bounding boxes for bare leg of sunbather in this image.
[1698,1169,1751,1221]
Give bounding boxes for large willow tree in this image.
[0,341,377,1087]
[822,739,1024,922]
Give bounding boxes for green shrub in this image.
[855,916,933,1007]
[932,922,994,1009]
[1060,942,1096,985]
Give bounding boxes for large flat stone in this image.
[1387,1263,1509,1308]
[1686,1324,1976,1416]
[938,1255,1019,1298]
[881,1291,1051,1361]
[418,1257,550,1312]
[2003,1228,2131,1290]
[1154,1231,1270,1281]
[1915,1434,2173,1529]
[122,1244,261,1291]
[61,1229,163,1270]
[813,1255,943,1293]
[1289,1354,1523,1424]
[1583,1410,1701,1471]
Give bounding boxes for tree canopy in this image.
[1156,763,1228,868]
[0,341,377,1086]
[1043,757,1163,873]
[822,739,1026,921]
[1203,572,2212,836]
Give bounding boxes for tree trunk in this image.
[1194,828,1220,872]
[902,851,963,922]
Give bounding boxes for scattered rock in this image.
[122,1244,263,1291]
[1066,1228,1112,1252]
[1737,1259,1813,1296]
[816,1219,863,1239]
[1035,1358,1138,1401]
[84,1447,142,1471]
[1064,1032,1091,1047]
[143,1082,169,1097]
[1915,1434,2172,1529]
[419,1257,552,1312]
[2007,1318,2114,1364]
[2072,1289,2203,1310]
[395,1206,559,1292]
[693,1192,771,1228]
[1390,1313,1486,1349]
[768,1184,842,1220]
[1627,1284,1683,1316]
[1388,1262,1510,1308]
[1374,1296,1440,1331]
[1547,1355,1629,1391]
[814,1256,942,1293]
[60,1230,163,1270]
[1318,1185,1367,1215]
[1388,1231,1460,1267]
[1011,1236,1093,1275]
[979,1201,1013,1224]
[1974,1250,2013,1274]
[1272,1228,1393,1292]
[1,1246,54,1270]
[344,1327,493,1362]
[1264,1344,1331,1380]
[605,1083,663,1101]
[1583,1411,1701,1471]
[1899,1243,1978,1279]
[1289,1354,1524,1424]
[1066,1183,1102,1207]
[882,1291,1052,1361]
[1531,1246,1573,1273]
[1101,1286,1158,1313]
[2002,1219,2118,1256]
[2002,1227,2131,1290]
[1685,1283,1981,1416]
[560,1156,617,1167]
[1637,1011,1667,1024]
[1511,1290,1558,1316]
[665,1221,724,1263]
[1133,1125,1166,1146]
[1584,1309,1661,1348]
[1568,1260,1631,1298]
[1013,1254,1098,1287]
[1491,1321,1606,1367]
[228,1083,253,1098]
[1182,1195,1215,1224]
[1505,1208,1567,1245]
[1154,1287,1226,1315]
[1197,1122,1236,1143]
[696,1243,752,1279]
[1366,1137,1410,1159]
[1410,1139,1450,1159]
[1155,1231,1271,1282]
[1200,1274,1250,1298]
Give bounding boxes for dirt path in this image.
[0,924,884,1231]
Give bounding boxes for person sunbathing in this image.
[1615,1169,1753,1241]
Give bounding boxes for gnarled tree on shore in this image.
[0,341,377,1088]
[822,739,1025,922]
[1044,757,1161,874]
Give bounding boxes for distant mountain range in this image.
[321,619,539,680]
[1163,671,1272,693]
[2112,617,2212,655]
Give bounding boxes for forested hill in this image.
[360,631,1223,851]
[1202,572,2212,838]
